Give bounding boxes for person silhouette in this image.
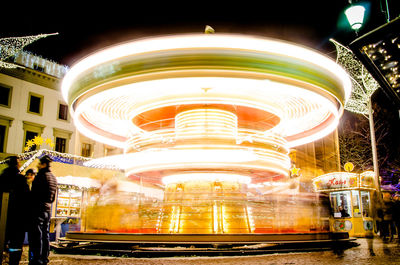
[29,156,57,265]
[339,206,350,218]
[0,156,31,265]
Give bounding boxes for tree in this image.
[338,111,372,172]
[338,100,400,184]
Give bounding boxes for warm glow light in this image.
[175,108,238,137]
[57,176,100,189]
[117,180,164,199]
[162,173,252,185]
[84,147,291,180]
[64,33,350,237]
[72,76,341,148]
[85,149,258,169]
[213,203,219,233]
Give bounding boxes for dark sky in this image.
[1,1,395,66]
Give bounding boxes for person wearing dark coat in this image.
[0,156,31,265]
[29,156,57,265]
[392,193,400,240]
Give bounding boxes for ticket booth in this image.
[312,171,376,237]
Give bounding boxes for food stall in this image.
[13,149,123,240]
[312,171,376,237]
[52,176,101,240]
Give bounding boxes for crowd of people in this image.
[376,191,400,242]
[0,155,57,265]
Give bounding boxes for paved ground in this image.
[4,238,400,264]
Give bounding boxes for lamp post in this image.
[342,2,382,196]
[367,99,382,195]
[344,3,366,31]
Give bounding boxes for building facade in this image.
[0,51,122,160]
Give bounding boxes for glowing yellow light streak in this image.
[174,206,181,233]
[213,203,219,233]
[247,207,255,233]
[169,206,176,233]
[222,204,227,233]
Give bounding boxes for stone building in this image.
[0,51,122,160]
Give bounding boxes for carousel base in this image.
[64,232,349,244]
[53,232,354,257]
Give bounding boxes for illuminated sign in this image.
[313,171,375,192]
[313,173,358,191]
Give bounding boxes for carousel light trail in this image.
[63,33,351,235]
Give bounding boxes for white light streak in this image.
[62,34,351,102]
[162,173,251,185]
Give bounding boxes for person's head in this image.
[25,168,36,183]
[6,156,20,168]
[37,155,52,170]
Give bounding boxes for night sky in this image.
[1,1,395,66]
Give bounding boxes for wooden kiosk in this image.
[312,171,376,237]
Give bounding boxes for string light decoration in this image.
[0,33,58,68]
[331,39,382,197]
[330,39,379,115]
[16,149,92,172]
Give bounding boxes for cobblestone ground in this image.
[4,238,400,265]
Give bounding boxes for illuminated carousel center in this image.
[62,34,351,235]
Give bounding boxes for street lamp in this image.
[339,1,384,196]
[345,4,366,30]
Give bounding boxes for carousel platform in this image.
[63,231,349,244]
[52,232,354,257]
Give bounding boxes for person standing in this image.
[25,169,36,191]
[392,193,400,241]
[0,156,29,265]
[29,156,57,265]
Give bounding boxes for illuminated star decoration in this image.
[45,138,55,148]
[24,136,54,152]
[330,39,379,115]
[0,33,58,69]
[290,165,300,177]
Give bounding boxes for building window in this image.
[53,128,72,153]
[0,125,6,153]
[0,84,12,108]
[27,92,43,115]
[25,131,39,152]
[58,103,68,121]
[81,143,92,157]
[55,137,66,153]
[0,116,13,153]
[22,121,45,152]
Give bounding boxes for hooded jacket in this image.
[31,167,57,213]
